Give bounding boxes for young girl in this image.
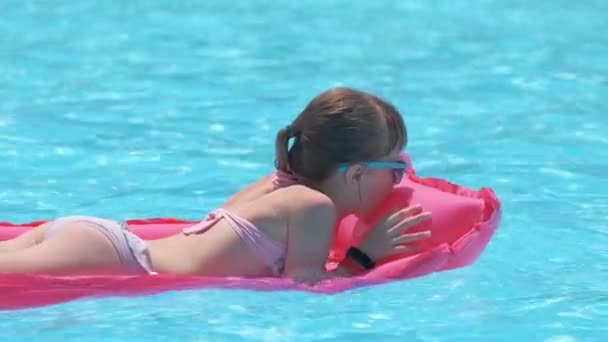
[0,87,431,283]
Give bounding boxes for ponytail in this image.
[274,124,294,172]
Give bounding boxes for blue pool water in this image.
[1,1,606,340]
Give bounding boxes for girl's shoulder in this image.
[272,184,337,227]
[224,172,337,229]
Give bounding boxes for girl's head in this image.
[275,87,407,218]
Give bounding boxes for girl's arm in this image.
[282,196,432,284]
[221,172,277,210]
[280,193,340,283]
[280,190,374,283]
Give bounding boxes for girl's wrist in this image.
[346,246,376,270]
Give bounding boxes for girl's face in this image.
[339,147,407,219]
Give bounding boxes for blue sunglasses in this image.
[337,160,408,184]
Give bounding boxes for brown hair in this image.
[275,87,407,183]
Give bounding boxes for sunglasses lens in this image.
[392,162,406,184]
[392,169,403,184]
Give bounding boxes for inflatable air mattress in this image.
[0,154,501,310]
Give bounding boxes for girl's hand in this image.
[359,204,431,262]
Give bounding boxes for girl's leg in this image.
[0,222,51,253]
[0,221,122,275]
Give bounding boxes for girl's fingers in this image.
[387,211,431,236]
[385,205,422,227]
[377,207,399,229]
[390,245,419,255]
[392,230,431,245]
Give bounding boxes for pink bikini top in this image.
[183,208,287,276]
[182,171,300,276]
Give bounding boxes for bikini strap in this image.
[183,209,225,235]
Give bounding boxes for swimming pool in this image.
[0,0,606,341]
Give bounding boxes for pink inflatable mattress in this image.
[0,155,501,310]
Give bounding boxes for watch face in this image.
[348,247,374,269]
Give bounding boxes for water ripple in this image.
[0,0,606,340]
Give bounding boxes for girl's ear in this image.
[344,164,365,185]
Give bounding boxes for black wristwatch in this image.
[346,247,376,270]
